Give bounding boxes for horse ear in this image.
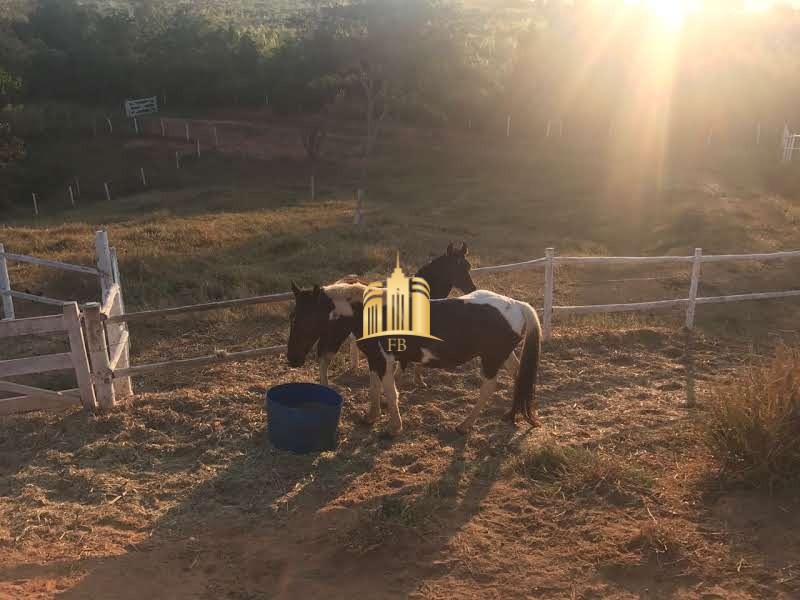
[446,242,455,256]
[291,281,301,295]
[460,242,468,256]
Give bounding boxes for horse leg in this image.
[505,350,520,376]
[457,377,498,434]
[365,370,382,424]
[348,334,360,371]
[319,353,333,387]
[382,357,402,436]
[413,364,427,388]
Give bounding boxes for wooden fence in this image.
[2,234,800,416]
[101,245,800,390]
[0,302,96,416]
[0,230,132,415]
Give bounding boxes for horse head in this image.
[287,282,335,368]
[416,242,476,299]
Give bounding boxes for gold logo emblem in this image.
[359,253,442,343]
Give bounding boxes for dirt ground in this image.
[2,322,800,599]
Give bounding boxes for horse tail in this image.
[511,301,542,426]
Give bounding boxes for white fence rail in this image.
[3,233,800,416]
[490,247,800,340]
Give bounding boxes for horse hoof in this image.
[387,424,403,437]
[501,410,516,423]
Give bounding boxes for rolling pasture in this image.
[2,115,800,599]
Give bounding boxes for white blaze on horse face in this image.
[420,348,437,364]
[460,290,527,336]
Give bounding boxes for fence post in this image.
[185,122,190,141]
[108,248,133,398]
[175,152,181,170]
[543,247,555,341]
[685,248,703,329]
[353,189,364,225]
[133,117,139,135]
[68,185,75,207]
[140,167,147,187]
[104,183,111,202]
[95,230,114,301]
[106,117,113,134]
[160,119,166,137]
[213,127,219,147]
[74,176,81,198]
[83,302,115,410]
[32,193,39,216]
[0,244,14,320]
[63,302,97,411]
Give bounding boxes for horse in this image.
[287,283,541,435]
[289,243,477,386]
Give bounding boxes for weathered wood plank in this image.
[696,290,800,304]
[63,302,97,411]
[114,345,287,378]
[108,330,129,370]
[554,299,689,316]
[100,284,120,317]
[0,314,65,338]
[0,244,14,320]
[0,252,100,276]
[470,257,547,275]
[701,250,800,263]
[555,256,693,265]
[5,290,70,307]
[84,302,115,410]
[0,353,73,378]
[0,388,80,416]
[107,292,294,324]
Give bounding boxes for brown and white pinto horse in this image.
[287,283,541,435]
[291,244,477,386]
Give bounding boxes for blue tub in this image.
[266,383,343,453]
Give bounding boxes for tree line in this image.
[4,1,800,176]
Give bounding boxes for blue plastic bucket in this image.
[265,383,343,453]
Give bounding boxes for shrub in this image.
[704,345,800,486]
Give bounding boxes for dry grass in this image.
[506,440,653,505]
[705,345,800,486]
[3,117,800,598]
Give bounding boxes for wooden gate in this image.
[0,302,96,416]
